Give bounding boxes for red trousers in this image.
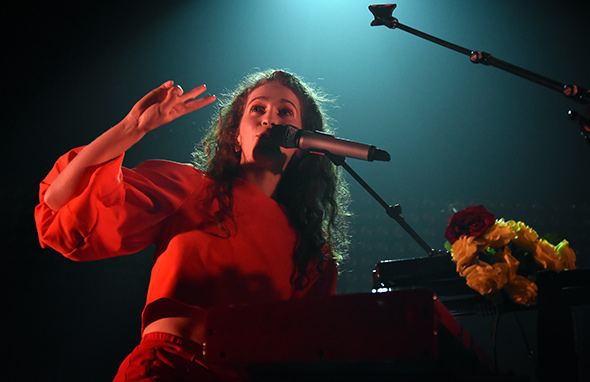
[113,332,225,382]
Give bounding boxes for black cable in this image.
[512,311,535,359]
[491,306,501,374]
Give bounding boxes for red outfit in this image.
[35,147,337,380]
[114,333,217,381]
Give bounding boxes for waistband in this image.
[141,332,204,356]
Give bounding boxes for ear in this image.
[235,134,242,152]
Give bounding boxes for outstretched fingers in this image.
[133,81,175,114]
[162,83,216,118]
[128,80,216,133]
[183,85,216,113]
[159,84,184,114]
[181,84,207,101]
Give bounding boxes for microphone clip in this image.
[369,4,398,29]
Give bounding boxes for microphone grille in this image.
[271,124,299,148]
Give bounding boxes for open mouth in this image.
[255,134,282,155]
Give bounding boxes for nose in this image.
[262,118,274,127]
[261,108,280,128]
[260,122,275,138]
[261,115,278,136]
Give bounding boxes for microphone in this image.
[271,124,391,162]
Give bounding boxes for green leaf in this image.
[542,233,565,245]
[444,241,453,252]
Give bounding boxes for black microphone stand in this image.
[327,153,441,257]
[368,4,590,150]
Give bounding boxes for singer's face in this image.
[238,82,302,172]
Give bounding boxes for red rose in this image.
[445,205,496,244]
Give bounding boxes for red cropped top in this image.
[35,147,337,332]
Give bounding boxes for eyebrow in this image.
[247,96,299,111]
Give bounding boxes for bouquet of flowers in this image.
[444,206,577,306]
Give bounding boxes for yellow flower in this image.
[505,275,538,306]
[534,239,563,272]
[482,219,515,248]
[497,246,519,280]
[447,208,578,306]
[463,260,509,295]
[510,220,539,253]
[451,235,478,276]
[555,240,577,271]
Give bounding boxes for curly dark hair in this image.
[192,69,350,287]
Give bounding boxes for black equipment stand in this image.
[368,4,590,150]
[327,153,440,257]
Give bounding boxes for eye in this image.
[250,104,265,113]
[279,108,294,117]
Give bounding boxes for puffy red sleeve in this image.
[34,147,204,261]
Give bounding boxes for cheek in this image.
[236,123,252,144]
[238,113,260,132]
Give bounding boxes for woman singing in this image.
[35,69,350,381]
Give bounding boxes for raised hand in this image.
[125,80,217,134]
[43,80,216,211]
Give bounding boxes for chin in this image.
[241,149,284,173]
